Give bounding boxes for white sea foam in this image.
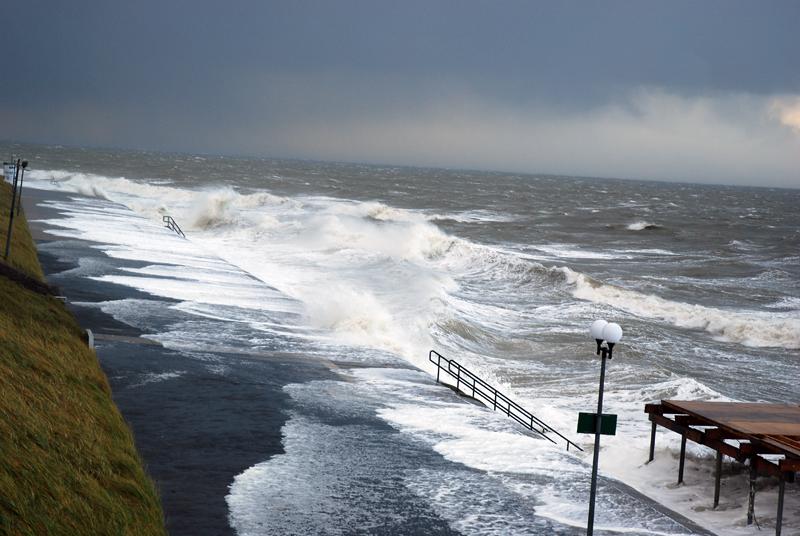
[615,248,679,256]
[561,267,800,349]
[429,209,518,223]
[766,296,800,311]
[129,371,185,388]
[627,221,661,231]
[530,244,626,260]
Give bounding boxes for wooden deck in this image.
[645,400,799,536]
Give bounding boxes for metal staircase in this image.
[162,215,186,238]
[429,350,582,452]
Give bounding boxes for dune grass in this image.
[0,181,165,535]
[0,180,44,281]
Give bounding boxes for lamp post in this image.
[4,159,21,260]
[16,160,28,216]
[586,319,623,536]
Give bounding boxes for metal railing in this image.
[429,350,582,452]
[162,215,186,238]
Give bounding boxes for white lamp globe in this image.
[602,322,623,344]
[590,319,608,340]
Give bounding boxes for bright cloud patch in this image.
[771,96,800,133]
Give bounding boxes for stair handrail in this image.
[429,349,582,452]
[162,215,186,238]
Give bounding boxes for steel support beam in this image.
[747,461,757,525]
[678,434,687,484]
[776,472,785,536]
[648,420,656,462]
[713,451,722,508]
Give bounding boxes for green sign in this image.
[577,412,617,435]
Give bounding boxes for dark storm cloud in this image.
[2,1,799,186]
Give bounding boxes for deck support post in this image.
[776,472,785,536]
[648,421,656,462]
[747,460,757,525]
[713,451,722,508]
[677,434,687,484]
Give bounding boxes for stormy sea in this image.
[9,142,799,535]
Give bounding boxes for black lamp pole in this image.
[16,160,28,215]
[586,340,614,536]
[4,159,20,260]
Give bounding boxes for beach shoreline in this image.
[20,185,731,535]
[24,187,335,534]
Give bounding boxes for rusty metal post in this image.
[776,472,785,536]
[747,461,756,525]
[713,451,722,508]
[648,421,656,462]
[678,434,687,484]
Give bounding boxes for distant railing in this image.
[429,350,583,452]
[162,215,186,238]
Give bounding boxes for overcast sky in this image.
[3,1,799,187]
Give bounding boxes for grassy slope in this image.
[0,181,44,280]
[0,181,165,535]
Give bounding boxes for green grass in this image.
[0,183,166,535]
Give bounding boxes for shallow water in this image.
[8,141,799,534]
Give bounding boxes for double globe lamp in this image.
[586,319,623,536]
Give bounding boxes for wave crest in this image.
[626,221,661,231]
[561,267,800,349]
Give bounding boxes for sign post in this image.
[577,412,617,436]
[3,162,15,183]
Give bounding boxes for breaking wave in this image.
[28,168,800,354]
[560,267,800,349]
[626,221,661,231]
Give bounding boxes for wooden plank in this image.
[731,422,800,435]
[648,412,785,477]
[675,415,706,426]
[657,400,800,470]
[762,437,800,459]
[704,428,746,441]
[649,414,739,458]
[663,401,800,426]
[779,458,800,472]
[644,403,663,415]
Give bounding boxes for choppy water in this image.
[7,142,799,535]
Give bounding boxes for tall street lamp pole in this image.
[586,319,623,536]
[16,160,28,215]
[4,159,21,260]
